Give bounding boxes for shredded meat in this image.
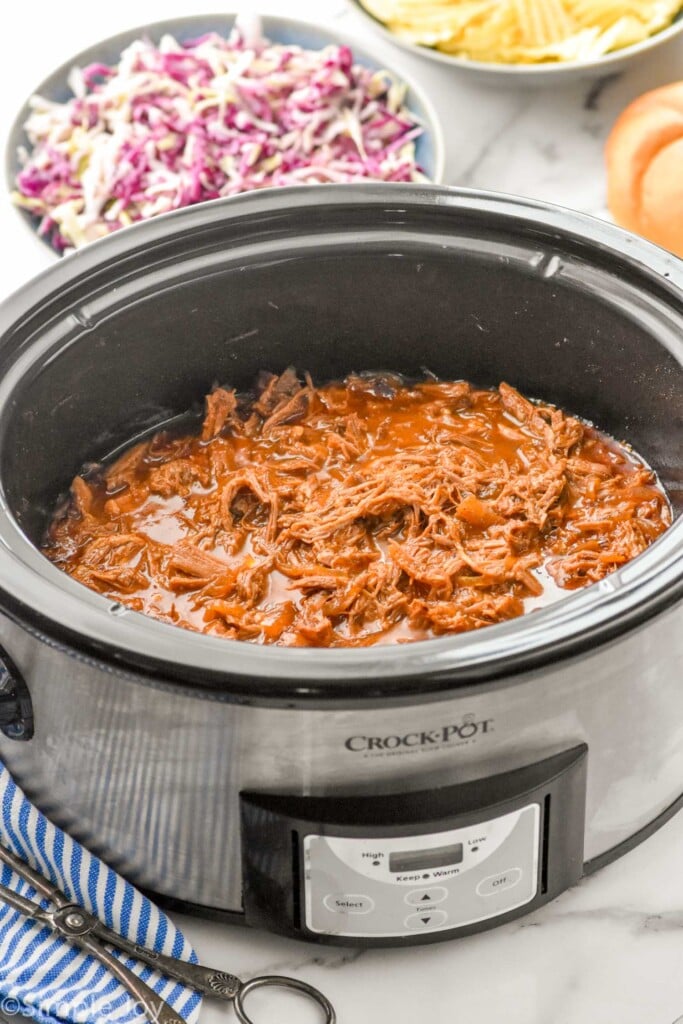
[201,388,238,441]
[43,372,671,647]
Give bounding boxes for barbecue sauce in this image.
[43,371,671,647]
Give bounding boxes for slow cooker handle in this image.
[0,647,33,741]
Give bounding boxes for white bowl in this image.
[6,13,446,255]
[350,2,683,86]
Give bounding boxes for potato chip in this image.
[359,0,683,64]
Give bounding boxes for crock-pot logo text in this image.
[345,714,494,756]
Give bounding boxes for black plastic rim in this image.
[0,184,681,705]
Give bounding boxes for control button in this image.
[476,868,523,897]
[404,909,448,930]
[323,894,375,915]
[405,887,448,907]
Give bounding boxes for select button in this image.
[323,894,375,915]
[405,887,448,907]
[476,868,523,897]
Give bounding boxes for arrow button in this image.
[405,886,448,907]
[405,909,448,930]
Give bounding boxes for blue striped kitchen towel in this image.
[0,763,202,1024]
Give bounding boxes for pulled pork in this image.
[43,371,671,647]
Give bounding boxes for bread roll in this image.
[606,82,683,256]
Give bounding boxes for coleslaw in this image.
[13,18,427,251]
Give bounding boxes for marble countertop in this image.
[182,812,683,1024]
[1,2,682,1021]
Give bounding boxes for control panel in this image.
[304,804,538,937]
[240,744,587,946]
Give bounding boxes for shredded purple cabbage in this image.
[13,20,427,251]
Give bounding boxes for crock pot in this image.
[0,185,680,946]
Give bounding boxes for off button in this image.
[476,868,523,897]
[323,894,375,915]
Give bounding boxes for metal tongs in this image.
[0,840,335,1024]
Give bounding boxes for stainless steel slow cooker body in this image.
[0,185,680,945]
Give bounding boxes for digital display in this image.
[389,843,464,873]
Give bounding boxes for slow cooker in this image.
[0,185,680,946]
